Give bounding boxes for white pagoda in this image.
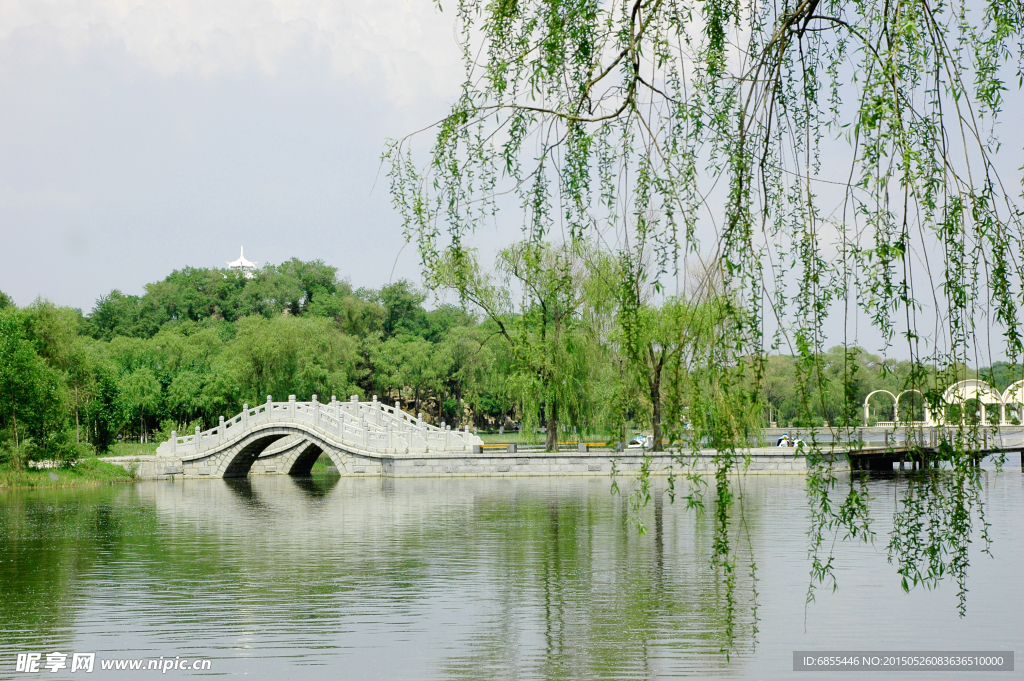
[227,247,258,278]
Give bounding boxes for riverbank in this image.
[0,457,135,489]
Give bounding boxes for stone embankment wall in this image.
[114,448,847,480]
[379,449,839,476]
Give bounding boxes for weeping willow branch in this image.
[387,0,1024,626]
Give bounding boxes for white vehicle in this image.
[775,434,805,448]
[627,435,652,449]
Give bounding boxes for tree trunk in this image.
[651,392,663,452]
[545,400,558,452]
[650,359,664,451]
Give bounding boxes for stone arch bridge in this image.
[150,396,483,478]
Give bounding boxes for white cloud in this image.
[0,0,462,104]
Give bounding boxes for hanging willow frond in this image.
[386,0,1024,621]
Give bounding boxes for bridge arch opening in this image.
[940,379,1003,426]
[1001,379,1024,425]
[863,390,897,426]
[223,434,288,478]
[286,441,326,476]
[219,431,351,478]
[895,389,928,424]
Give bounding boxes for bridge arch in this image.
[222,432,288,477]
[250,435,328,476]
[178,425,378,478]
[1000,379,1024,425]
[941,379,1003,425]
[895,389,933,425]
[285,440,328,476]
[863,390,897,426]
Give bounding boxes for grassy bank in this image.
[107,442,160,457]
[311,454,339,472]
[479,432,544,445]
[0,457,134,489]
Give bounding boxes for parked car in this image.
[627,435,652,449]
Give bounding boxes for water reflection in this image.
[222,476,261,504]
[289,475,340,498]
[0,473,1020,680]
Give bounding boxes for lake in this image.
[1,467,1021,680]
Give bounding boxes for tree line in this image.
[0,250,1015,464]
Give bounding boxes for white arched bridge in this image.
[151,395,483,478]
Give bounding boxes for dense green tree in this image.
[0,306,80,462]
[621,298,714,450]
[274,258,339,314]
[145,268,241,322]
[981,362,1024,392]
[84,359,123,454]
[423,304,475,343]
[376,280,429,339]
[89,290,167,340]
[88,259,344,337]
[309,287,384,337]
[0,309,52,451]
[165,370,208,425]
[375,335,443,414]
[20,302,94,440]
[435,325,490,426]
[118,367,162,442]
[225,315,361,405]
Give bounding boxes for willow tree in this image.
[619,285,728,451]
[387,0,1024,614]
[437,240,597,450]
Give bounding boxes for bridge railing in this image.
[869,420,931,429]
[156,396,482,457]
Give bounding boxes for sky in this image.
[0,0,467,311]
[1,1,1021,366]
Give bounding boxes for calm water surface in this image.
[1,469,1021,680]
